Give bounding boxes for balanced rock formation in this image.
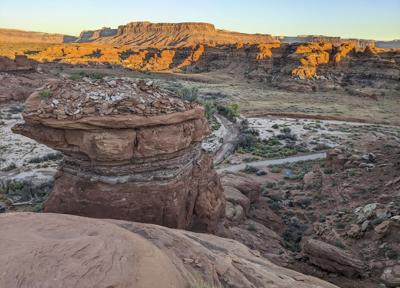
[13,78,225,232]
[0,212,339,288]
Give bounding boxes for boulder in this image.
[0,212,339,288]
[381,265,400,288]
[225,201,245,222]
[224,185,250,214]
[302,238,365,277]
[221,172,260,203]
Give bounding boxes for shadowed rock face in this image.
[13,78,225,232]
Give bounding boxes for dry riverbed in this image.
[220,116,400,170]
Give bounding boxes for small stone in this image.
[136,104,146,111]
[183,258,194,264]
[361,220,370,232]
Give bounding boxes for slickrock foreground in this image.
[0,213,339,288]
[13,78,225,232]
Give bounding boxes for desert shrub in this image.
[243,165,258,174]
[280,127,291,134]
[262,181,277,190]
[89,72,103,79]
[243,157,259,162]
[217,103,240,121]
[297,197,312,208]
[238,129,259,149]
[69,73,82,80]
[335,222,346,229]
[282,220,308,252]
[270,166,282,173]
[39,90,52,100]
[32,203,44,212]
[247,222,257,231]
[203,100,216,120]
[176,86,199,102]
[87,48,102,58]
[384,247,399,260]
[269,201,282,211]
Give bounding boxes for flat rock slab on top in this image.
[24,78,196,120]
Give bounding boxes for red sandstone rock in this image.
[0,212,339,288]
[302,238,365,278]
[13,78,225,232]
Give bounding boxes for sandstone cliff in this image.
[91,21,276,48]
[0,21,276,48]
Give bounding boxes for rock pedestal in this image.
[13,78,225,232]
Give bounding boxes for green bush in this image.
[203,100,216,120]
[262,181,276,190]
[270,166,282,173]
[217,102,240,121]
[39,90,52,100]
[69,73,82,80]
[176,86,199,102]
[243,164,258,173]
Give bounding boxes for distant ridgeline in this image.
[0,22,399,89]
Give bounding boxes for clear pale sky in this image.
[0,0,399,40]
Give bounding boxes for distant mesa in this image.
[2,22,400,48]
[0,21,276,48]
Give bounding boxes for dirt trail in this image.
[213,114,240,165]
[244,111,396,126]
[217,152,327,173]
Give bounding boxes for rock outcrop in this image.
[94,21,276,48]
[302,238,365,278]
[0,212,339,288]
[0,55,37,72]
[0,70,52,103]
[13,78,225,232]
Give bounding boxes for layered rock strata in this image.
[13,78,225,232]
